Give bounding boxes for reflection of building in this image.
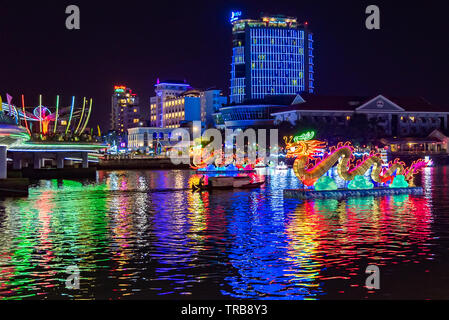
[150,79,227,128]
[272,94,449,137]
[111,86,141,133]
[230,13,314,104]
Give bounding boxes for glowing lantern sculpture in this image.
[284,131,428,188]
[1,94,93,138]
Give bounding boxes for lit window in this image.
[133,119,139,123]
[134,109,137,112]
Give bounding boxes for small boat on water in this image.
[192,176,265,191]
[276,162,289,170]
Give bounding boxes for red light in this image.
[305,21,308,25]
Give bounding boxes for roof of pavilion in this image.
[271,93,449,114]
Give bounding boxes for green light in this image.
[348,175,374,190]
[389,175,409,188]
[293,131,315,142]
[79,98,93,135]
[314,176,338,191]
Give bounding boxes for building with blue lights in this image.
[230,13,314,104]
[220,95,301,129]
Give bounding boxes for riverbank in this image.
[97,157,191,170]
[0,178,29,197]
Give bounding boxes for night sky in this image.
[1,0,448,131]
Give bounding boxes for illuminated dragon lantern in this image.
[190,147,260,170]
[284,131,428,187]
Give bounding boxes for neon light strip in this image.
[21,95,31,135]
[39,94,42,135]
[53,95,59,134]
[65,96,75,135]
[79,98,92,134]
[74,97,86,135]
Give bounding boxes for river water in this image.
[1,167,449,300]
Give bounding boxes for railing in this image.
[390,150,448,156]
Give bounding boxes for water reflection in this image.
[0,168,446,299]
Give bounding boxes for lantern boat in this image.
[192,175,265,191]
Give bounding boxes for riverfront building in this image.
[230,13,314,104]
[272,94,449,137]
[217,93,449,136]
[149,80,227,129]
[111,86,142,133]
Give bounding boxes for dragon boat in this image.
[282,131,428,200]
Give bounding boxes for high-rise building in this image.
[111,85,141,133]
[150,80,192,128]
[230,13,314,104]
[149,80,227,129]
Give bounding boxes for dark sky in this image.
[1,0,448,131]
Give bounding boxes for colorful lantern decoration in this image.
[284,131,428,188]
[1,94,93,137]
[348,175,374,190]
[389,175,409,188]
[314,176,338,191]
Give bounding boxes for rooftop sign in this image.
[230,11,242,23]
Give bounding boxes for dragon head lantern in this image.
[284,131,326,160]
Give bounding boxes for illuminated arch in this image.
[79,98,92,135]
[65,96,75,135]
[74,97,86,135]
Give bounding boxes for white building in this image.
[127,127,176,153]
[271,94,449,137]
[149,79,227,129]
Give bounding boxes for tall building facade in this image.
[200,89,228,128]
[150,80,191,128]
[111,85,141,133]
[150,80,227,128]
[230,13,314,104]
